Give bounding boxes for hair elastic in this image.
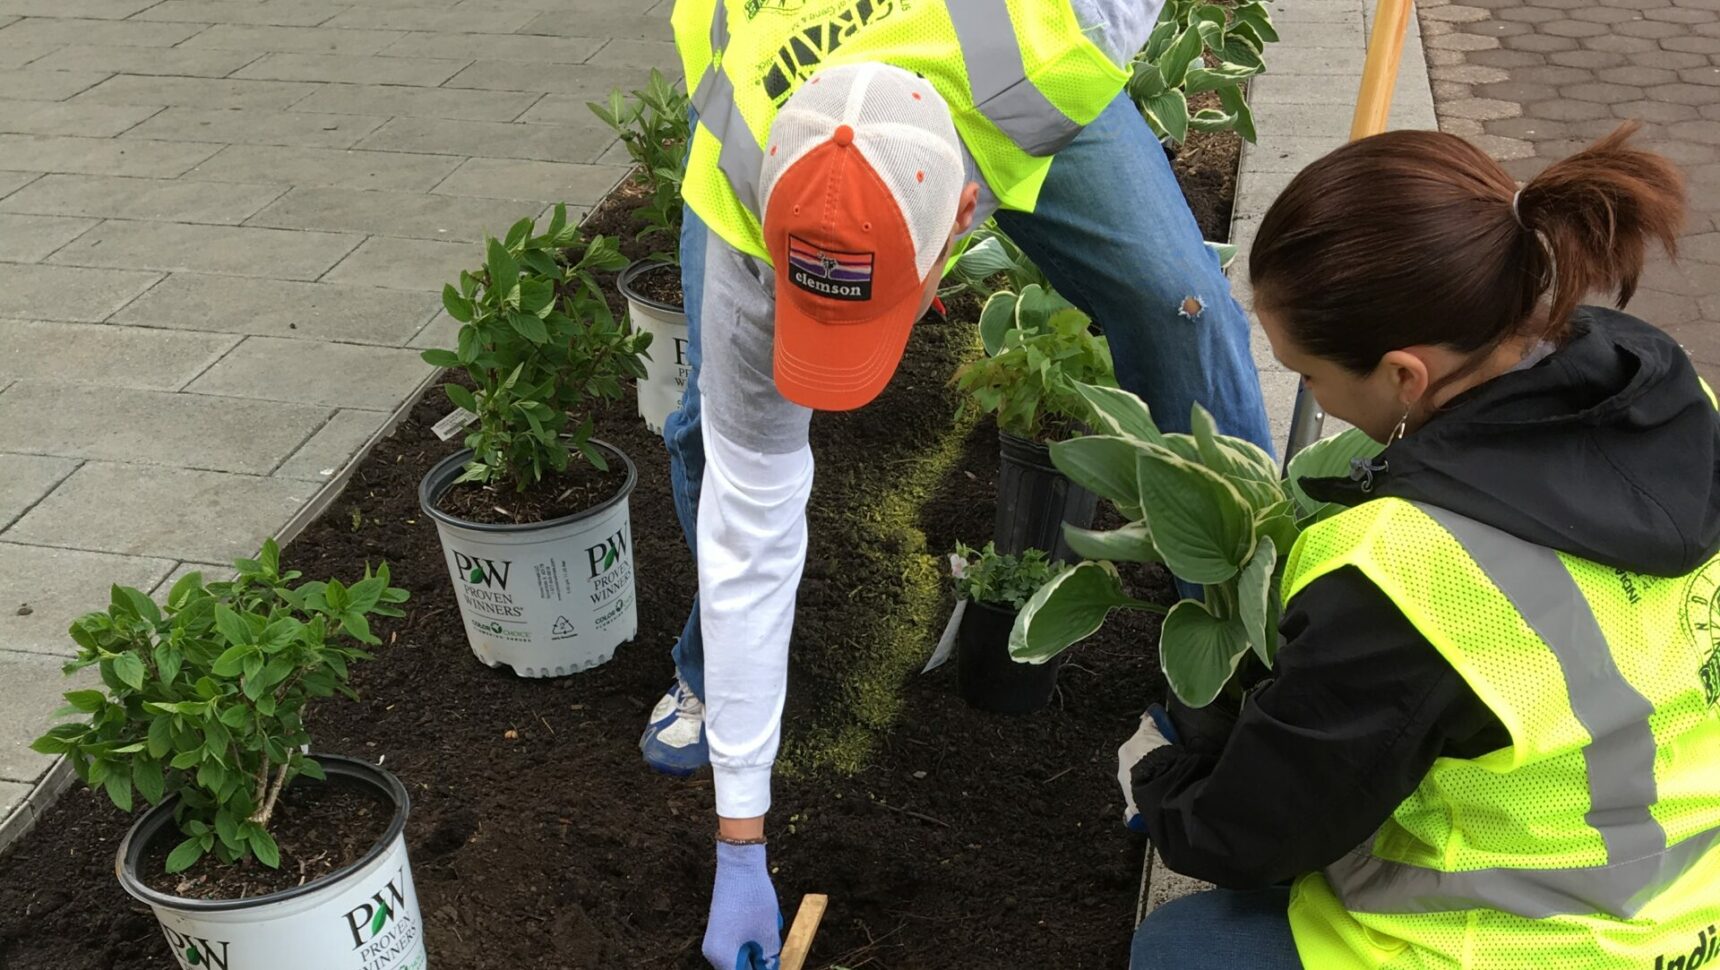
[1510,188,1526,228]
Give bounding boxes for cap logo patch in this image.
[788,235,873,301]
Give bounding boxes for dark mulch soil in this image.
[140,778,390,902]
[1172,113,1243,245]
[623,260,685,310]
[0,120,1239,970]
[435,455,630,527]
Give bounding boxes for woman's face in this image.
[1256,306,1418,444]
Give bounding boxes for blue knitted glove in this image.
[1120,704,1180,833]
[703,841,782,970]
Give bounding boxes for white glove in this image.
[1117,705,1176,831]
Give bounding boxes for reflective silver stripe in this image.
[945,0,1082,156]
[1325,504,1707,920]
[687,0,765,216]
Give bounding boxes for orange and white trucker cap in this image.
[760,62,965,412]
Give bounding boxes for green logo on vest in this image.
[1653,924,1717,969]
[1685,561,1720,707]
[760,0,898,104]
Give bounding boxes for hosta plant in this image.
[954,284,1116,441]
[952,542,1066,610]
[32,540,408,873]
[1007,382,1380,705]
[940,222,1056,301]
[1130,0,1279,144]
[589,69,691,263]
[422,205,652,489]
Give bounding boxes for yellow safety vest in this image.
[671,0,1128,260]
[1281,497,1720,970]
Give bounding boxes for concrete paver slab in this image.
[0,100,162,138]
[234,51,469,87]
[0,17,204,48]
[0,320,237,390]
[0,44,52,70]
[0,382,329,475]
[432,156,627,204]
[518,7,666,40]
[0,69,113,102]
[321,4,543,34]
[378,29,604,63]
[0,651,96,783]
[186,336,432,409]
[185,144,464,190]
[0,134,221,178]
[407,309,460,351]
[0,455,78,532]
[23,45,262,78]
[0,543,173,656]
[0,213,95,261]
[123,106,389,150]
[519,93,623,128]
[133,0,347,27]
[355,115,612,163]
[0,0,160,17]
[445,59,654,99]
[150,562,232,599]
[288,83,539,122]
[588,39,681,76]
[246,186,542,242]
[48,220,362,280]
[275,408,392,481]
[0,173,286,224]
[0,263,159,322]
[0,781,30,827]
[322,235,480,291]
[111,273,436,345]
[5,462,319,563]
[179,24,408,55]
[75,75,321,110]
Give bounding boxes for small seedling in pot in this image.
[589,69,691,265]
[1009,381,1380,707]
[954,284,1116,444]
[32,539,409,872]
[950,542,1069,714]
[952,541,1063,610]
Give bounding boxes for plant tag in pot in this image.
[924,552,971,674]
[431,407,477,442]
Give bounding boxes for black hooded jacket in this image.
[1131,307,1720,888]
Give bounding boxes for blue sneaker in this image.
[641,674,709,776]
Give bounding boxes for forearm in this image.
[697,418,814,820]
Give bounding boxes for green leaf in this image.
[441,284,474,323]
[445,384,478,414]
[1009,561,1163,664]
[297,758,326,781]
[485,237,519,294]
[1191,405,1283,511]
[166,571,204,610]
[30,734,71,755]
[166,837,205,874]
[210,644,250,677]
[147,716,173,759]
[1062,522,1162,564]
[1161,599,1253,707]
[1144,88,1190,145]
[104,771,133,812]
[63,689,105,713]
[1205,241,1238,270]
[154,642,182,684]
[1159,25,1205,87]
[112,652,145,691]
[508,311,549,344]
[1184,64,1259,94]
[247,825,281,868]
[977,291,1018,356]
[218,704,248,729]
[133,759,165,805]
[1236,539,1278,666]
[421,348,460,368]
[215,810,240,849]
[1218,84,1258,143]
[1049,435,1147,519]
[1068,381,1163,442]
[1285,428,1384,523]
[1134,445,1255,584]
[213,604,251,647]
[119,587,162,626]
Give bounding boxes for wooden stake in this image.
[779,894,829,970]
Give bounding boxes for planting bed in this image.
[0,130,1238,970]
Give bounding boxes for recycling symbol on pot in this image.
[552,616,577,639]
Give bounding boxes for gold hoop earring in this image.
[1389,409,1410,444]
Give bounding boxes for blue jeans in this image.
[664,94,1273,700]
[1131,888,1301,970]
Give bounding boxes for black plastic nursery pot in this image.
[419,443,640,678]
[117,755,427,970]
[957,600,1064,714]
[994,431,1099,563]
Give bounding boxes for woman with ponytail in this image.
[1124,124,1720,970]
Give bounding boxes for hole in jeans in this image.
[1179,296,1205,320]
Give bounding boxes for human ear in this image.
[1380,349,1433,410]
[953,182,980,237]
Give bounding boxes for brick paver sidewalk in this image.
[1418,0,1719,382]
[0,0,675,843]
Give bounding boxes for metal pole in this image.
[1280,0,1415,466]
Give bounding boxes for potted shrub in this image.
[418,206,651,677]
[30,542,425,970]
[950,542,1068,714]
[1005,381,1380,706]
[591,69,693,435]
[955,283,1116,562]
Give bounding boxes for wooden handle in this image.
[1350,0,1415,141]
[779,894,829,970]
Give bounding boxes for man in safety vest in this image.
[648,2,1274,966]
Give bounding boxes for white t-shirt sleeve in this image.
[697,416,814,819]
[1071,0,1165,69]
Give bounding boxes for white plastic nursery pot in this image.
[419,444,639,677]
[117,755,426,970]
[618,259,690,435]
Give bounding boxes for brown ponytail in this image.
[1248,122,1686,376]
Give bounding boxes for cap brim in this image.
[773,280,923,412]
